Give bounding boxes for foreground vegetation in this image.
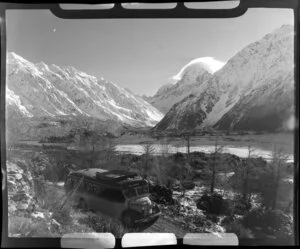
[8,180,131,238]
[6,131,294,244]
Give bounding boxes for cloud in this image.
[172,57,226,81]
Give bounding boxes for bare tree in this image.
[76,123,120,166]
[210,131,224,194]
[77,129,107,167]
[160,137,172,157]
[241,144,257,201]
[142,141,156,179]
[270,145,289,210]
[180,132,192,162]
[179,163,193,197]
[152,157,169,186]
[106,137,117,162]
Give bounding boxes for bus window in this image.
[78,178,85,191]
[123,188,137,198]
[137,185,148,195]
[99,188,126,203]
[93,185,102,195]
[85,182,93,192]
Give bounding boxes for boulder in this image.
[6,161,36,210]
[13,173,23,180]
[17,203,29,210]
[181,181,195,190]
[11,191,31,202]
[8,203,17,213]
[7,180,17,192]
[7,176,16,182]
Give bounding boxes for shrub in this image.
[225,220,254,239]
[33,176,47,206]
[173,152,186,161]
[39,186,64,210]
[190,158,207,170]
[194,168,211,181]
[222,199,234,216]
[181,181,195,190]
[52,205,72,225]
[8,216,50,237]
[149,183,174,205]
[220,215,235,226]
[242,207,293,238]
[196,193,226,215]
[242,207,265,229]
[193,215,214,230]
[206,214,219,223]
[233,195,252,215]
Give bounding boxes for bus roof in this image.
[71,168,139,183]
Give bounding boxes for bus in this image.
[64,168,161,227]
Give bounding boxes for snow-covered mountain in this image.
[147,58,222,114]
[6,52,163,129]
[154,24,294,132]
[154,77,220,131]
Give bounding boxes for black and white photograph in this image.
[4,3,296,245]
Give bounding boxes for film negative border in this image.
[1,0,299,248]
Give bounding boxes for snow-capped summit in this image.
[7,52,42,77]
[6,52,164,128]
[7,51,26,62]
[172,57,225,81]
[146,57,219,114]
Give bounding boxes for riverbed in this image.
[115,144,294,163]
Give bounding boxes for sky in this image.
[6,6,293,96]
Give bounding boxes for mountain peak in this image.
[262,23,294,42]
[7,52,29,64]
[172,57,225,82]
[277,24,293,32]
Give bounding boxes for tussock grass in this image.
[77,211,130,238]
[224,220,254,239]
[8,216,51,237]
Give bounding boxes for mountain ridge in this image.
[153,24,294,132]
[6,52,164,128]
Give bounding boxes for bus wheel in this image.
[79,198,88,212]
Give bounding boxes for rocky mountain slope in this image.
[154,77,220,131]
[146,60,215,114]
[6,52,163,128]
[154,24,294,132]
[213,24,294,131]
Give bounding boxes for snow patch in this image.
[6,88,33,117]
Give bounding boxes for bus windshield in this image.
[123,185,149,198]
